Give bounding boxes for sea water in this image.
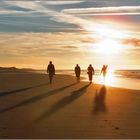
[37,69,140,90]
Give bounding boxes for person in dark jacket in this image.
[75,64,81,83]
[47,61,55,84]
[87,64,95,83]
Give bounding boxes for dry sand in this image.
[0,72,140,138]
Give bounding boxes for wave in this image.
[114,70,140,79]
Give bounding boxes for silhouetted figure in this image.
[75,64,81,83]
[47,61,55,84]
[101,65,108,83]
[87,64,94,83]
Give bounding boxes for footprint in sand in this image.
[103,120,120,131]
[115,127,119,130]
[1,127,7,130]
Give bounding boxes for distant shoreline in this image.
[0,67,140,71]
[0,67,140,91]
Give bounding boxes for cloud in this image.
[0,32,86,57]
[122,38,140,47]
[0,10,27,14]
[1,1,139,40]
[5,1,41,11]
[0,32,140,69]
[0,1,132,37]
[2,1,101,32]
[45,1,84,5]
[62,6,140,15]
[80,38,96,43]
[0,32,87,68]
[62,46,78,49]
[0,1,85,32]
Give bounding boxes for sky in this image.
[0,0,140,69]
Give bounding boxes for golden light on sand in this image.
[98,69,116,86]
[104,70,115,86]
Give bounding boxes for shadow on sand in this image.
[0,83,48,97]
[93,85,107,114]
[36,83,90,122]
[0,83,76,113]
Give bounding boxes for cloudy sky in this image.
[0,0,140,69]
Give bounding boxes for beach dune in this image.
[0,72,140,138]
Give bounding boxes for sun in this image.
[94,38,123,54]
[85,22,129,55]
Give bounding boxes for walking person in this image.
[101,65,108,83]
[75,64,81,83]
[47,61,55,84]
[87,64,95,83]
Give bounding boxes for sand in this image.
[0,72,140,139]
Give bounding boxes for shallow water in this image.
[36,69,140,90]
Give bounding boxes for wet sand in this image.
[0,72,140,138]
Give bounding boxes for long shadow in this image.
[0,83,76,113]
[37,83,90,122]
[93,85,107,113]
[0,83,48,97]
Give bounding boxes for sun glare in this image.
[96,25,127,39]
[86,23,128,55]
[92,69,116,86]
[105,71,115,86]
[87,23,128,39]
[94,38,123,54]
[100,69,116,86]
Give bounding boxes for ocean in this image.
[36,69,140,90]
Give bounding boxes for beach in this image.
[0,72,140,139]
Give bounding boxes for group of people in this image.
[47,61,108,84]
[75,64,108,83]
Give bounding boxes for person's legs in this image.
[77,77,79,83]
[88,74,90,83]
[89,74,92,83]
[77,76,80,83]
[76,73,80,83]
[49,74,53,84]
